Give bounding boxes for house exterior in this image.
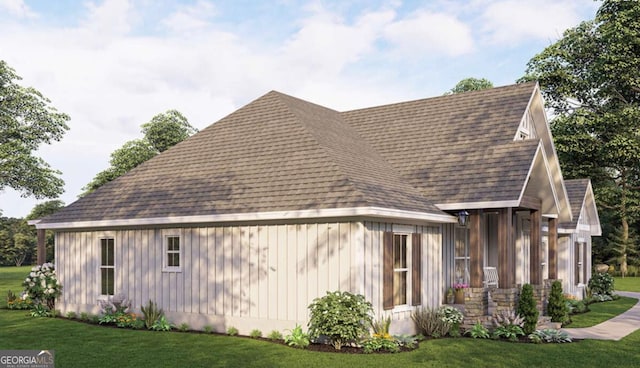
[559,179,601,298]
[32,82,598,334]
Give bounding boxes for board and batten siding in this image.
[55,221,443,335]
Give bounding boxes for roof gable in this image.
[562,179,602,235]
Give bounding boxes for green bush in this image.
[528,329,572,343]
[141,300,163,329]
[548,281,568,324]
[22,263,62,310]
[516,284,539,334]
[284,324,310,349]
[66,311,77,319]
[465,321,490,339]
[588,273,615,296]
[362,336,400,354]
[267,330,283,340]
[151,316,173,331]
[203,325,213,334]
[226,326,239,336]
[249,329,262,338]
[307,291,373,350]
[178,323,190,332]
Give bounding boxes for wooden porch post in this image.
[37,229,46,265]
[498,208,514,288]
[548,218,558,279]
[530,209,542,285]
[469,210,483,288]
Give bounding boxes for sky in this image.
[0,0,600,218]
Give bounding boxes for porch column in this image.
[498,208,514,288]
[530,209,542,285]
[37,229,46,265]
[548,217,558,279]
[469,210,483,288]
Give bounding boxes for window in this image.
[454,226,469,284]
[164,235,181,272]
[383,232,421,310]
[100,238,115,296]
[393,234,408,305]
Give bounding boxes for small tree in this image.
[547,281,568,324]
[516,284,539,334]
[307,291,372,350]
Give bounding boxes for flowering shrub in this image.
[588,272,615,296]
[22,263,61,310]
[308,291,373,350]
[453,283,468,291]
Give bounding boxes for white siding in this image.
[55,220,442,335]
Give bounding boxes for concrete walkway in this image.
[561,291,640,341]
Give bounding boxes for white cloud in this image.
[81,0,135,37]
[479,0,585,45]
[162,0,217,34]
[0,0,37,18]
[383,10,474,57]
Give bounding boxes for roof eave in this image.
[34,206,457,230]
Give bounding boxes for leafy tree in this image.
[82,110,196,195]
[521,0,640,275]
[142,110,196,152]
[0,60,70,199]
[445,77,494,95]
[0,217,33,266]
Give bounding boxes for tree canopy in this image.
[445,77,494,95]
[82,110,196,195]
[0,60,70,199]
[522,0,640,274]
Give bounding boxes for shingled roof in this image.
[38,82,544,227]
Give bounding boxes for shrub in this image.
[465,321,490,339]
[267,330,283,340]
[492,325,524,341]
[370,316,391,338]
[548,281,568,324]
[151,316,173,331]
[226,326,239,336]
[412,307,451,338]
[588,273,614,296]
[528,329,572,343]
[66,311,77,319]
[79,312,90,321]
[22,263,62,310]
[393,334,418,349]
[284,324,310,349]
[440,305,464,336]
[492,310,524,329]
[7,291,33,310]
[250,329,262,338]
[516,284,539,334]
[567,300,589,315]
[362,336,400,354]
[141,300,163,329]
[307,291,373,350]
[203,325,213,334]
[178,323,190,332]
[98,294,132,325]
[30,304,52,317]
[115,313,140,328]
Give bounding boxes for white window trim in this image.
[98,235,116,298]
[391,232,413,311]
[162,230,182,273]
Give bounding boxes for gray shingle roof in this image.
[563,179,590,229]
[40,82,540,225]
[344,82,538,204]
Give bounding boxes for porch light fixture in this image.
[457,210,470,227]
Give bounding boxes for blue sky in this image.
[0,0,600,218]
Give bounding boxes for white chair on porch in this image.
[483,267,499,288]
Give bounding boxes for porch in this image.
[444,204,560,324]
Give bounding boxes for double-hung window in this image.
[163,235,181,272]
[100,238,115,296]
[383,232,421,310]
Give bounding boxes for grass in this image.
[2,266,640,367]
[0,265,30,308]
[614,277,640,292]
[568,297,637,328]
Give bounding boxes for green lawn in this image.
[2,266,640,367]
[567,297,637,328]
[0,265,30,308]
[614,277,640,292]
